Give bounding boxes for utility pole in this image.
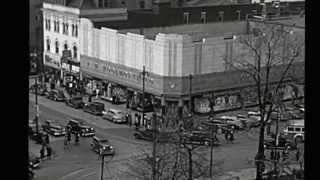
[189,74,193,116]
[142,66,146,129]
[209,93,215,178]
[35,75,39,138]
[100,155,105,180]
[152,112,157,180]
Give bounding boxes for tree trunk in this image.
[256,123,266,180]
[188,149,193,180]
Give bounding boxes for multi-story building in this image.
[41,0,127,83]
[79,1,305,120]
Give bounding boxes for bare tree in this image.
[227,21,304,180]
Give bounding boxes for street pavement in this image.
[29,92,303,180]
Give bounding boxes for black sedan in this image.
[65,96,85,109]
[83,102,105,116]
[41,120,66,136]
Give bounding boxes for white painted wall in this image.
[43,3,80,66]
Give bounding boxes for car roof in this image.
[109,109,123,113]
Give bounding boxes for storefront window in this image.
[55,41,59,54]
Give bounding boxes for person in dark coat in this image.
[40,147,45,160]
[45,134,50,145]
[46,146,52,160]
[229,130,234,144]
[224,130,229,144]
[296,149,300,161]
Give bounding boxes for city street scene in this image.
[29,0,305,180]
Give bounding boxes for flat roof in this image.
[118,21,247,41]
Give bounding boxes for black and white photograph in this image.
[29,0,305,179]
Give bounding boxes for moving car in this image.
[65,96,85,109]
[102,109,127,123]
[67,119,95,137]
[90,136,115,156]
[46,89,65,102]
[133,128,176,143]
[264,136,297,150]
[217,116,244,130]
[83,102,105,116]
[181,130,220,146]
[236,114,260,128]
[42,120,66,136]
[29,84,47,96]
[29,152,40,169]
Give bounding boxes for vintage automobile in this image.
[217,116,244,130]
[133,128,176,143]
[102,108,127,123]
[264,136,297,150]
[29,152,40,169]
[236,114,260,128]
[29,84,47,96]
[180,130,220,146]
[65,96,85,109]
[83,102,105,116]
[67,119,95,137]
[41,120,66,136]
[90,136,115,156]
[46,89,65,102]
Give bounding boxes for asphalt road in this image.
[29,93,303,180]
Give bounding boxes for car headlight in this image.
[103,147,106,149]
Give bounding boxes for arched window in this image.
[55,40,59,54]
[46,39,50,51]
[73,45,77,58]
[64,43,68,50]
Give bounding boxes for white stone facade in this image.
[42,3,80,71]
[80,18,245,77]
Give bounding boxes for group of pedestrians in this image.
[224,129,235,144]
[64,125,80,149]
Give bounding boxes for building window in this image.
[218,11,224,22]
[73,46,77,58]
[55,41,59,54]
[236,10,241,21]
[139,1,145,9]
[46,39,50,52]
[98,0,108,8]
[45,19,51,31]
[63,22,69,35]
[72,25,78,37]
[183,12,189,24]
[95,63,98,69]
[54,20,57,32]
[64,43,68,50]
[200,11,207,23]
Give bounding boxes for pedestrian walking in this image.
[224,130,229,144]
[75,133,80,145]
[45,134,50,145]
[46,146,52,160]
[40,147,45,160]
[296,149,300,161]
[229,130,234,144]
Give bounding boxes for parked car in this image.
[67,119,95,137]
[29,152,40,169]
[83,102,105,116]
[90,136,115,156]
[41,120,66,136]
[101,95,127,104]
[283,120,304,143]
[46,89,65,102]
[65,96,85,109]
[102,109,127,123]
